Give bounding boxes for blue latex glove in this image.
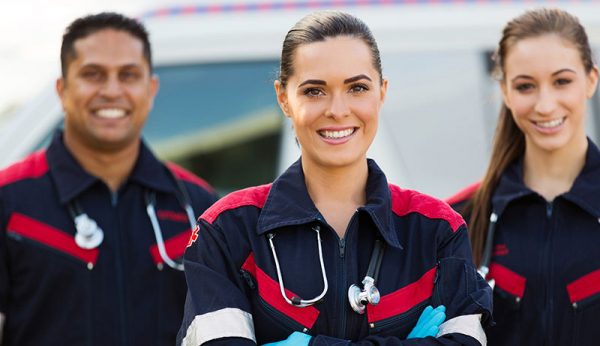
[262,331,312,346]
[407,305,446,339]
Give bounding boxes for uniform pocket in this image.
[486,263,524,344]
[567,269,600,346]
[7,212,99,268]
[368,300,428,337]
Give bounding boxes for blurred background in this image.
[1,0,600,198]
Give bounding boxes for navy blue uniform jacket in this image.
[448,139,600,345]
[0,132,217,345]
[179,159,491,345]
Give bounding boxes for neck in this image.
[523,136,587,201]
[64,133,140,192]
[302,157,368,238]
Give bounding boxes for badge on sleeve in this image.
[187,224,200,247]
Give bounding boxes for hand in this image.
[262,331,312,346]
[407,305,446,339]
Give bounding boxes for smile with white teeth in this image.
[319,128,355,139]
[95,108,127,119]
[535,117,565,128]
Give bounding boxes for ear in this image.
[148,74,160,110]
[379,78,388,104]
[274,80,291,117]
[56,77,65,100]
[586,65,599,99]
[500,80,511,109]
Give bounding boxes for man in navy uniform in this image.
[0,12,216,345]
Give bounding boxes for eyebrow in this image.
[511,68,577,82]
[298,74,373,87]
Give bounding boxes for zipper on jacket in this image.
[338,210,360,339]
[542,200,555,345]
[112,192,129,346]
[338,236,347,339]
[546,202,553,218]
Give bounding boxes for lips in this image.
[534,117,565,129]
[93,108,128,119]
[318,128,356,139]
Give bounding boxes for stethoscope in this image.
[478,212,498,289]
[267,224,386,314]
[68,180,196,272]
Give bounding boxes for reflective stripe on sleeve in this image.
[437,314,486,345]
[181,308,255,346]
[0,312,5,342]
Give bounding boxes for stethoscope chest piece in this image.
[74,213,104,249]
[348,276,380,314]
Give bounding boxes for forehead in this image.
[291,36,376,81]
[504,34,584,77]
[70,29,147,70]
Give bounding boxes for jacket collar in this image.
[257,158,402,248]
[492,138,600,218]
[47,130,177,205]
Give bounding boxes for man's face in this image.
[57,29,158,152]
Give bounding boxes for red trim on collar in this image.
[241,252,320,329]
[7,212,98,265]
[166,162,214,194]
[0,150,48,187]
[567,269,600,304]
[488,262,526,298]
[445,181,481,206]
[201,184,271,224]
[367,267,437,323]
[150,229,192,264]
[389,184,465,232]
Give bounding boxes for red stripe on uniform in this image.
[389,184,465,232]
[150,229,193,264]
[7,212,98,265]
[567,269,600,304]
[445,181,481,206]
[242,253,320,329]
[201,184,271,224]
[157,210,189,223]
[488,262,526,298]
[367,267,436,323]
[166,162,215,194]
[0,150,48,187]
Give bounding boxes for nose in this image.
[534,87,558,116]
[325,92,351,119]
[98,75,123,99]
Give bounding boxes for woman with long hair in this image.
[179,11,491,346]
[448,8,600,345]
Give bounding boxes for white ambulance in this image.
[2,0,600,197]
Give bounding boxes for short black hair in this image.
[60,12,152,77]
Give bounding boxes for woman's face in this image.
[275,36,387,170]
[501,34,598,154]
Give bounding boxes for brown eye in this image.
[349,84,369,93]
[81,70,103,81]
[303,88,324,97]
[555,78,572,86]
[515,83,534,92]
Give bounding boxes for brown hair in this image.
[278,10,383,88]
[465,8,595,266]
